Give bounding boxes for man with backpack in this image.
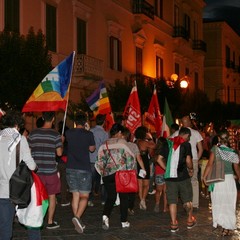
[0,110,38,240]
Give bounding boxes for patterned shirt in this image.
[96,138,135,177]
[28,128,62,175]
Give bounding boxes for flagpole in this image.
[62,51,76,135]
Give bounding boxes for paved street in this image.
[13,192,240,240]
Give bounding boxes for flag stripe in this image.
[22,52,74,112]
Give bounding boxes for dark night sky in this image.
[203,0,240,35]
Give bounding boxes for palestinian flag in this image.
[16,171,49,228]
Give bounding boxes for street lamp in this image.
[167,74,189,89]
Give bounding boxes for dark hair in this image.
[42,112,55,122]
[155,137,167,155]
[110,123,124,137]
[171,123,179,131]
[0,110,24,129]
[122,127,131,141]
[36,117,44,128]
[179,127,191,136]
[75,112,87,126]
[218,130,229,145]
[135,126,147,140]
[96,114,106,125]
[115,115,125,125]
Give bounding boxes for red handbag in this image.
[105,142,138,193]
[115,169,138,193]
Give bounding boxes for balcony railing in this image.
[192,40,207,52]
[132,0,154,20]
[173,26,189,41]
[73,54,103,79]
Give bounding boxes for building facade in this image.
[0,0,206,104]
[203,21,240,104]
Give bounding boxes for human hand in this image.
[139,169,146,178]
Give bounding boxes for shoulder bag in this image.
[206,147,225,185]
[9,142,33,209]
[105,142,138,193]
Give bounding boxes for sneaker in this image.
[121,221,130,228]
[187,217,197,229]
[148,189,156,195]
[102,215,109,230]
[88,201,94,207]
[61,202,70,207]
[72,217,84,233]
[46,221,60,229]
[154,204,160,213]
[170,222,179,233]
[139,200,146,210]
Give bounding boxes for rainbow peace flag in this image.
[22,52,75,112]
[86,81,114,131]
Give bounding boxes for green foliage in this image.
[0,27,52,110]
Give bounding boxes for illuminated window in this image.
[156,56,163,79]
[110,36,122,71]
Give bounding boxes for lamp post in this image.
[166,74,190,89]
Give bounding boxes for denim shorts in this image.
[66,169,92,194]
[155,174,165,185]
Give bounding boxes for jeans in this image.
[102,174,129,222]
[89,163,101,201]
[0,198,15,240]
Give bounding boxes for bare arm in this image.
[155,155,166,170]
[89,145,96,153]
[202,151,214,185]
[186,155,194,177]
[197,141,203,160]
[136,153,145,171]
[233,163,240,180]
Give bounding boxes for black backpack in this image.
[9,142,33,209]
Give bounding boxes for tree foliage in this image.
[0,27,52,110]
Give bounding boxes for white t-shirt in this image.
[170,127,203,160]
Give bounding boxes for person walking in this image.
[0,110,39,239]
[134,126,156,210]
[156,127,196,232]
[65,112,96,233]
[28,111,63,229]
[89,114,109,207]
[171,115,203,209]
[95,123,135,229]
[202,130,240,236]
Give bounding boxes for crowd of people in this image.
[0,109,240,239]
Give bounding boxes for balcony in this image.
[73,54,103,80]
[132,0,154,20]
[173,26,189,41]
[192,40,207,52]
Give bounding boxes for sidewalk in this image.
[13,193,240,240]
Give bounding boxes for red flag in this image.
[145,86,162,137]
[123,83,141,134]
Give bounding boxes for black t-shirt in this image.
[160,140,192,182]
[66,128,95,171]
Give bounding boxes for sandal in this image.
[170,221,179,233]
[187,216,197,229]
[222,229,233,236]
